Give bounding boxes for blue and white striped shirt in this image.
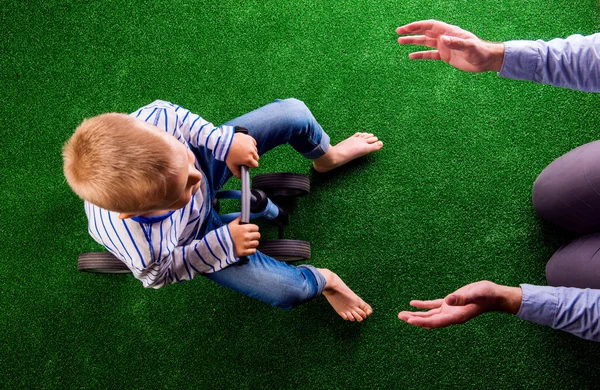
[85,100,238,289]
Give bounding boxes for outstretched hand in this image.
[398,281,522,329]
[396,20,505,73]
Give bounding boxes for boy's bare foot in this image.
[318,268,373,322]
[312,132,383,173]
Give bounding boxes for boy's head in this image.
[62,113,202,218]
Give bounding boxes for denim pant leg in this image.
[200,210,326,309]
[206,98,331,192]
[195,99,330,309]
[545,233,600,289]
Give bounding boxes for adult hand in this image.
[228,217,260,257]
[398,281,522,329]
[396,20,505,73]
[226,133,259,178]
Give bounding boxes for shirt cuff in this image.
[498,40,541,82]
[515,284,558,327]
[213,125,235,162]
[217,225,239,266]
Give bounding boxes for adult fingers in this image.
[407,314,453,329]
[398,311,412,322]
[396,19,452,35]
[409,50,441,60]
[410,299,444,309]
[397,35,438,48]
[404,308,441,318]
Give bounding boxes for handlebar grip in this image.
[240,165,250,224]
[235,126,251,225]
[234,126,249,135]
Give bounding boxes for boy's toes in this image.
[367,136,379,143]
[367,141,383,152]
[354,308,367,321]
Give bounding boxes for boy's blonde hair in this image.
[62,113,180,213]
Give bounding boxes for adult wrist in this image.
[495,285,522,314]
[485,42,505,72]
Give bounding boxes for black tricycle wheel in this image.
[257,239,311,262]
[252,173,310,198]
[78,252,131,274]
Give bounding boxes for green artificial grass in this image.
[2,0,600,388]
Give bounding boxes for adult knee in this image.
[546,234,600,289]
[532,141,600,233]
[531,163,561,221]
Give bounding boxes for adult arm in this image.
[397,20,600,92]
[398,280,600,341]
[518,284,600,341]
[500,34,600,92]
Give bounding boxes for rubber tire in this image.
[257,239,311,262]
[252,173,310,198]
[78,252,132,274]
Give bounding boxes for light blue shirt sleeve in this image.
[516,284,600,341]
[498,33,600,92]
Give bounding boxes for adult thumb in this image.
[445,294,468,306]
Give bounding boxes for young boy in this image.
[63,98,382,322]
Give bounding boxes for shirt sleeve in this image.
[132,100,235,161]
[138,225,238,289]
[516,284,600,341]
[498,33,600,92]
[85,203,239,289]
[131,217,240,289]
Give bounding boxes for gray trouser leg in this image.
[546,233,600,288]
[532,140,600,233]
[533,140,600,288]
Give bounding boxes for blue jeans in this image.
[193,98,329,309]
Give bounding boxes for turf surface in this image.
[2,0,600,388]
